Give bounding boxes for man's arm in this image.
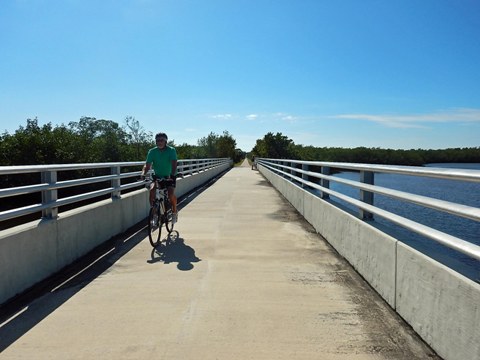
[142,163,152,177]
[171,160,177,177]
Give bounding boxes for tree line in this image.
[251,132,480,166]
[0,117,244,166]
[2,119,478,169]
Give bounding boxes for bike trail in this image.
[0,159,439,359]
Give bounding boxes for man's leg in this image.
[168,187,177,213]
[149,183,156,207]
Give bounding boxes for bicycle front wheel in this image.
[148,205,162,247]
[163,200,174,233]
[165,210,174,233]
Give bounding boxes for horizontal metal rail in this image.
[178,158,229,176]
[282,160,480,182]
[0,158,231,223]
[258,158,480,262]
[0,162,142,175]
[269,162,480,222]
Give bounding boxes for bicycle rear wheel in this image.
[148,205,162,247]
[165,210,174,233]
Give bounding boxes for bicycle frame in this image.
[147,176,175,247]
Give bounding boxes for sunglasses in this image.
[156,138,167,142]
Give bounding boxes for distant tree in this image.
[216,131,237,159]
[0,118,68,165]
[123,116,152,160]
[172,142,194,159]
[68,117,129,162]
[252,132,294,159]
[0,132,11,166]
[197,132,219,158]
[193,131,239,161]
[234,148,245,163]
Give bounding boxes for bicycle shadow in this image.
[148,236,201,271]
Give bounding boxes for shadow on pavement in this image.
[148,236,201,271]
[0,223,147,352]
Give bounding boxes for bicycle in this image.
[145,176,177,247]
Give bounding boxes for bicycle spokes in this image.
[148,205,162,247]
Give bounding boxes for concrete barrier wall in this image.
[396,243,480,360]
[259,165,480,360]
[0,163,230,305]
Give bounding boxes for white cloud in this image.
[281,115,297,123]
[211,114,233,120]
[331,108,480,129]
[207,112,302,123]
[273,112,298,123]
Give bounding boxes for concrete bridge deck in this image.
[0,160,439,359]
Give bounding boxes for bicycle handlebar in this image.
[141,175,174,189]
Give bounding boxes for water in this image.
[327,163,480,282]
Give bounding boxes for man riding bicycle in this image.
[142,132,178,224]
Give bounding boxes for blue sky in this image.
[1,0,479,152]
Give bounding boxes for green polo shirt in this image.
[146,145,177,178]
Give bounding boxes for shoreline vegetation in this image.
[250,132,480,167]
[1,120,479,169]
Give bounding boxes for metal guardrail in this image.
[257,158,480,262]
[0,158,231,224]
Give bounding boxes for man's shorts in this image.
[153,175,176,188]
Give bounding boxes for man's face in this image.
[156,137,167,149]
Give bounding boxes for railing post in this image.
[320,166,330,199]
[360,170,374,220]
[286,161,292,178]
[41,170,58,219]
[111,166,121,200]
[302,163,309,188]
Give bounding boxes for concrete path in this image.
[0,159,439,359]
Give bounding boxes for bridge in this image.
[1,159,479,359]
